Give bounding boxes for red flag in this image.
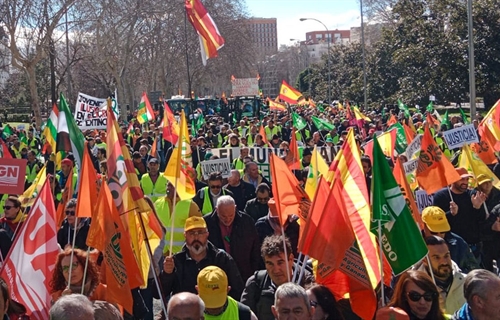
[287,128,301,170]
[416,126,461,194]
[259,124,269,146]
[0,139,12,158]
[1,179,59,320]
[162,101,180,145]
[471,127,498,164]
[362,129,397,162]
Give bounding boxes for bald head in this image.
[167,292,205,320]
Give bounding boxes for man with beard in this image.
[432,167,487,261]
[159,216,244,302]
[416,236,466,314]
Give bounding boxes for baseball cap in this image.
[184,216,207,232]
[148,158,159,164]
[476,173,493,185]
[455,167,472,179]
[197,266,228,308]
[421,206,450,233]
[61,158,73,166]
[375,307,409,320]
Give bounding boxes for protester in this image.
[140,158,168,203]
[244,183,271,222]
[385,270,446,320]
[0,277,29,320]
[49,294,95,320]
[0,278,7,320]
[224,169,256,212]
[272,282,315,320]
[242,162,271,189]
[57,199,90,250]
[481,203,500,272]
[93,300,124,320]
[0,196,25,255]
[193,172,235,215]
[166,292,205,320]
[306,284,344,320]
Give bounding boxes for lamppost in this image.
[360,0,368,109]
[467,0,476,120]
[300,18,331,104]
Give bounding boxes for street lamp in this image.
[467,0,476,120]
[300,18,331,104]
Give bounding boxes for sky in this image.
[245,0,362,46]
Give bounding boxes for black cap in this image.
[302,148,312,157]
[149,158,159,164]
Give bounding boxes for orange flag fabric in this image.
[387,114,397,127]
[403,123,416,144]
[416,126,461,194]
[269,153,309,226]
[259,124,269,146]
[76,142,98,218]
[86,181,144,314]
[471,127,498,165]
[287,128,301,170]
[393,157,424,230]
[162,101,180,145]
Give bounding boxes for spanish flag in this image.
[279,80,303,104]
[268,100,287,111]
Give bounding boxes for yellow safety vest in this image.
[96,142,107,150]
[265,126,280,141]
[26,162,40,183]
[246,134,256,146]
[204,296,239,320]
[232,158,245,170]
[11,146,21,159]
[140,173,168,203]
[155,199,192,254]
[0,194,8,215]
[201,187,230,215]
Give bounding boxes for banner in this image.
[74,92,119,129]
[231,78,259,96]
[403,159,418,174]
[209,146,340,180]
[415,190,434,213]
[0,158,27,194]
[405,134,423,159]
[443,124,479,149]
[200,158,232,180]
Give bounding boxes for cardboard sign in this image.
[415,190,434,213]
[0,158,27,194]
[201,158,232,180]
[231,78,259,96]
[403,159,418,174]
[74,92,119,129]
[405,134,423,159]
[443,124,479,149]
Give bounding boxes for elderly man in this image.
[224,169,255,212]
[272,282,315,320]
[452,269,500,320]
[242,162,271,189]
[166,292,205,320]
[204,196,260,282]
[159,216,244,300]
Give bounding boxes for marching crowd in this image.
[1,102,500,320]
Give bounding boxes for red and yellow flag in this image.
[162,101,180,145]
[279,80,303,104]
[416,126,461,194]
[76,142,98,218]
[362,129,397,162]
[185,0,225,65]
[471,127,498,165]
[163,110,196,200]
[259,124,269,146]
[393,157,424,230]
[287,128,301,170]
[268,99,287,111]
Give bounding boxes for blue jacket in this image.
[452,303,474,320]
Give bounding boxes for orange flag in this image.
[403,123,416,144]
[387,114,397,127]
[76,142,98,218]
[393,157,424,230]
[287,128,301,170]
[86,181,144,314]
[416,126,461,194]
[259,124,269,146]
[269,153,309,226]
[150,136,158,158]
[162,101,180,145]
[471,127,498,165]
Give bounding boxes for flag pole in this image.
[377,220,386,306]
[137,209,169,317]
[426,254,436,284]
[80,247,91,295]
[447,186,454,203]
[291,252,302,282]
[297,254,309,285]
[66,217,78,289]
[280,226,291,282]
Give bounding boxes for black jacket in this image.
[224,181,256,212]
[255,215,300,258]
[57,219,90,251]
[204,210,261,282]
[159,242,244,300]
[244,198,269,222]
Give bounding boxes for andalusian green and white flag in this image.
[292,112,307,131]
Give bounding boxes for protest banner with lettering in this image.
[415,190,434,213]
[201,158,232,180]
[405,134,423,159]
[443,124,479,149]
[209,146,339,181]
[74,92,119,129]
[231,78,260,97]
[0,158,27,194]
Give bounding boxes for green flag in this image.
[57,93,86,170]
[371,137,428,275]
[397,99,410,118]
[292,112,307,131]
[311,116,335,131]
[1,125,12,139]
[317,103,325,113]
[196,114,205,131]
[426,101,434,113]
[388,123,408,154]
[459,107,470,124]
[232,111,237,125]
[441,110,451,130]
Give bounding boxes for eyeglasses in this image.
[61,262,79,272]
[210,185,222,189]
[257,197,270,202]
[3,206,13,210]
[186,231,207,237]
[65,210,76,216]
[407,291,436,302]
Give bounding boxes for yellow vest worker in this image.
[140,158,167,203]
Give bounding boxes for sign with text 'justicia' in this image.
[443,124,479,149]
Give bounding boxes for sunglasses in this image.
[407,291,436,302]
[210,185,222,189]
[3,206,13,210]
[65,210,76,216]
[61,262,79,272]
[257,197,270,202]
[186,231,207,237]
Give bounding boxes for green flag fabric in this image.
[1,125,12,139]
[441,110,451,130]
[388,123,408,154]
[57,93,86,170]
[292,112,307,131]
[371,137,428,275]
[459,107,470,124]
[317,104,325,113]
[311,116,335,131]
[196,114,205,131]
[426,101,434,113]
[397,99,410,118]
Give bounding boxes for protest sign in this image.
[74,92,119,129]
[415,190,434,213]
[405,134,423,159]
[0,158,27,194]
[231,78,259,97]
[403,159,418,174]
[443,124,479,149]
[200,158,232,180]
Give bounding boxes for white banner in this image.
[405,134,423,159]
[403,159,418,175]
[443,124,479,149]
[74,92,119,129]
[415,190,434,213]
[201,158,232,180]
[231,78,260,96]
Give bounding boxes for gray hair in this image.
[49,294,94,320]
[464,269,500,302]
[93,300,123,320]
[167,292,205,319]
[274,282,311,313]
[216,195,235,208]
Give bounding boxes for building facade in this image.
[245,18,278,57]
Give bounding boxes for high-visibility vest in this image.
[96,142,107,150]
[26,162,40,183]
[155,199,192,254]
[265,126,280,141]
[11,146,21,159]
[140,173,168,203]
[232,158,245,170]
[204,296,239,320]
[0,194,8,215]
[246,134,256,146]
[201,187,230,215]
